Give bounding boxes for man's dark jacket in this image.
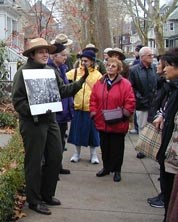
[129,62,157,110]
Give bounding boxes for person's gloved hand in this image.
[83,64,89,80]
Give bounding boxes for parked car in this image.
[124,57,135,66]
[124,57,158,66]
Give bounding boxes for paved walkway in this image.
[2,133,164,222]
[0,133,12,147]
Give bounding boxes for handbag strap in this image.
[73,68,77,81]
[102,81,108,109]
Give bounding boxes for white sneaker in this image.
[91,153,99,164]
[129,128,138,134]
[70,153,80,162]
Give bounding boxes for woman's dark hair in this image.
[161,47,178,67]
[157,55,166,70]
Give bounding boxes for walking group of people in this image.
[12,33,178,222]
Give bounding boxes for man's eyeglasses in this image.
[144,54,154,57]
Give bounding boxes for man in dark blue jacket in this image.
[129,46,157,158]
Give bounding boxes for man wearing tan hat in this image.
[12,37,89,215]
[51,33,73,71]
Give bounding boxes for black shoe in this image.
[113,172,121,182]
[43,197,61,206]
[29,203,51,215]
[136,152,146,159]
[150,198,164,208]
[96,168,110,177]
[147,194,160,204]
[59,168,71,174]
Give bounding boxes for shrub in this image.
[0,112,17,128]
[0,128,24,221]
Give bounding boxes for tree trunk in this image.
[87,0,111,58]
[154,23,165,55]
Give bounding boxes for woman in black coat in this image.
[153,48,178,222]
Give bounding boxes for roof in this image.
[168,6,178,20]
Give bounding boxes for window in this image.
[170,40,174,48]
[169,22,174,31]
[165,39,169,48]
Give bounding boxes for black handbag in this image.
[102,107,123,124]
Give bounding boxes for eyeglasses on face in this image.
[144,54,154,57]
[106,64,117,68]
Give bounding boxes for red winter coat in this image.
[90,74,135,133]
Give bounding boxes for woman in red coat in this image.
[90,58,135,182]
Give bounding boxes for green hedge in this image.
[0,112,17,128]
[0,129,24,221]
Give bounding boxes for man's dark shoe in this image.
[147,194,160,204]
[59,168,70,174]
[136,152,146,159]
[96,168,110,177]
[150,198,164,208]
[113,172,121,182]
[29,203,51,215]
[43,197,61,206]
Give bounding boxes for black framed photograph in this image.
[23,69,62,115]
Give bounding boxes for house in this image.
[127,2,178,54]
[0,0,30,79]
[164,6,178,48]
[0,0,59,79]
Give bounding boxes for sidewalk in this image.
[0,133,12,147]
[15,133,164,222]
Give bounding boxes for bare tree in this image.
[123,0,178,54]
[107,0,131,48]
[56,0,111,56]
[122,0,149,45]
[25,0,59,40]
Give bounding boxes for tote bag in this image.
[135,123,162,161]
[165,112,178,174]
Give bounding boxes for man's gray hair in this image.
[139,47,153,57]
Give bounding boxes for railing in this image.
[5,46,26,62]
[0,80,13,101]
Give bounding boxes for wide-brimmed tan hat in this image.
[107,47,126,60]
[50,34,73,46]
[104,47,112,54]
[23,38,56,57]
[83,43,99,53]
